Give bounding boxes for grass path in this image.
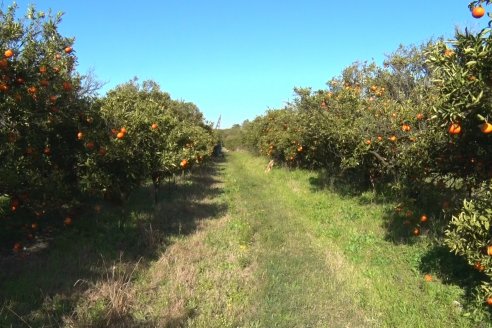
[0,152,486,327]
[140,151,479,327]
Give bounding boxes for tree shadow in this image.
[308,167,373,198]
[418,244,492,320]
[0,158,227,327]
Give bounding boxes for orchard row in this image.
[239,0,492,307]
[0,5,216,252]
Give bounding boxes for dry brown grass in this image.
[133,213,257,327]
[66,254,142,327]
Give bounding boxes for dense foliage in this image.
[0,4,216,252]
[239,0,492,310]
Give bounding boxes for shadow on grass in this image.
[0,157,227,327]
[418,244,492,319]
[308,167,373,198]
[307,165,491,316]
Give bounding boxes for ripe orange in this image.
[424,274,432,282]
[180,159,188,168]
[31,223,38,230]
[13,242,22,253]
[413,227,420,236]
[480,122,492,134]
[0,59,8,69]
[77,132,84,140]
[297,145,303,151]
[416,113,424,120]
[444,49,455,57]
[402,124,411,132]
[62,81,72,91]
[39,65,47,74]
[85,141,95,150]
[120,127,127,134]
[487,245,492,256]
[472,6,486,18]
[420,215,428,223]
[64,46,73,54]
[116,132,125,139]
[64,217,73,226]
[55,53,62,60]
[151,123,158,129]
[389,135,397,142]
[377,136,383,141]
[448,123,461,135]
[487,297,492,306]
[364,140,371,145]
[0,83,8,92]
[4,49,14,58]
[474,262,485,272]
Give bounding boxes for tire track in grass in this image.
[227,152,374,327]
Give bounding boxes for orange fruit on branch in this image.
[116,132,125,140]
[0,59,8,69]
[474,261,485,272]
[62,81,72,91]
[448,123,461,135]
[444,49,455,57]
[487,245,492,256]
[64,217,73,226]
[4,49,14,58]
[13,242,22,253]
[480,122,492,134]
[64,46,73,54]
[85,141,95,150]
[151,123,158,129]
[472,6,486,18]
[420,215,428,223]
[180,159,188,168]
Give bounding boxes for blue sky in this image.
[8,1,486,128]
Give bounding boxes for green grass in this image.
[0,152,490,327]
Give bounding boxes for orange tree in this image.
[0,4,88,247]
[76,79,215,202]
[243,47,443,193]
[428,0,492,307]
